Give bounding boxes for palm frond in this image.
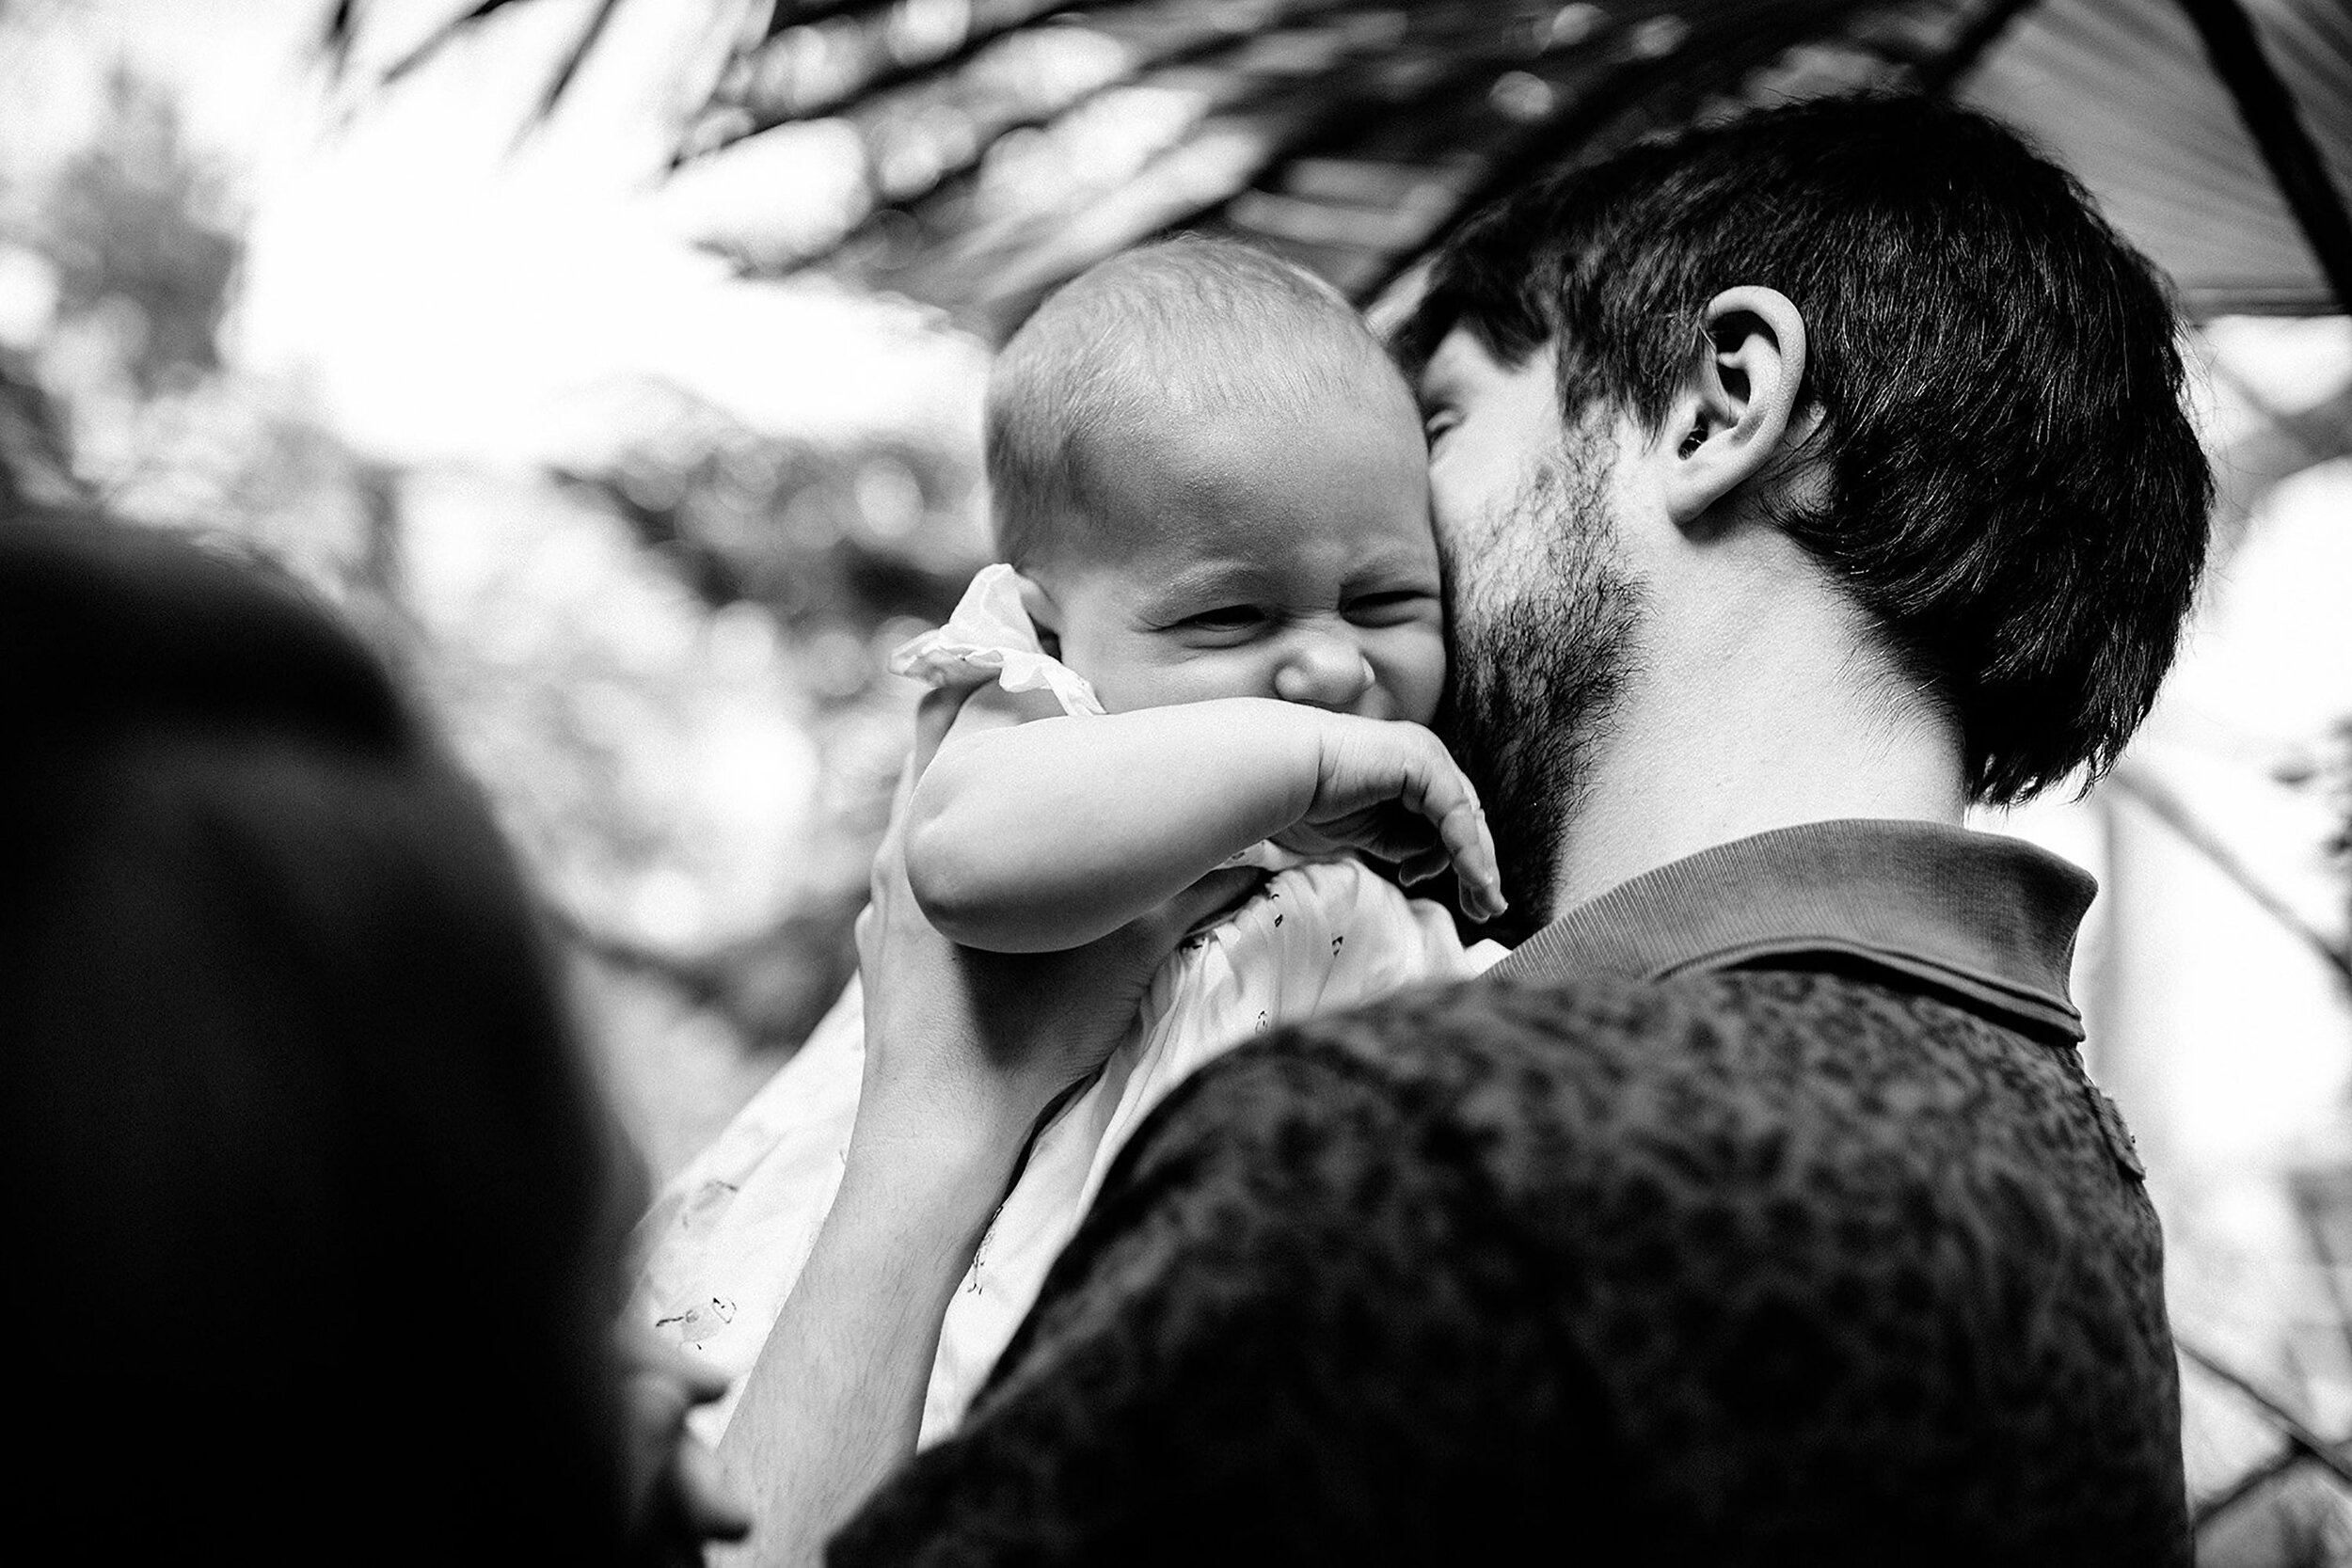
[319,0,2352,329]
[528,0,629,126]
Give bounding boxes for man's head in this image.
[1406,95,2210,909]
[986,237,1444,721]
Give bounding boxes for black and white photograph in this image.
[4,1,2347,1562]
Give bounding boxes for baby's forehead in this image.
[1063,385,1435,572]
[1100,368,1417,494]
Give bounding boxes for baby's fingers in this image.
[1311,716,1507,918]
[1392,736,1504,922]
[1434,794,1508,922]
[1398,845,1451,887]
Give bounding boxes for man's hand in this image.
[712,758,1261,1568]
[615,1322,751,1564]
[1275,713,1508,922]
[856,754,1264,1159]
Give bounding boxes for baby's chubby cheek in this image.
[1381,629,1451,729]
[1056,637,1202,715]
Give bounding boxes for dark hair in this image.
[1403,95,2211,805]
[988,234,1408,569]
[0,510,631,1562]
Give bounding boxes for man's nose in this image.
[1272,631,1376,711]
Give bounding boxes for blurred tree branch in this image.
[2179,1337,2352,1489]
[2109,761,2352,993]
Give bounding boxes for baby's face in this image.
[1034,385,1445,722]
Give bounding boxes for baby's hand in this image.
[1278,714,1508,922]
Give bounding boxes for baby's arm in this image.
[905,694,1503,954]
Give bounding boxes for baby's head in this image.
[986,237,1443,723]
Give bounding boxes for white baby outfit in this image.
[628,565,1500,1448]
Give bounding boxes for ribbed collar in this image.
[1487,819,2095,1044]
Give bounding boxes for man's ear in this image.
[1014,572,1064,658]
[1660,286,1817,531]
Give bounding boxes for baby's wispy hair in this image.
[986,236,1406,568]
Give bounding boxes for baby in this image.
[630,236,1506,1446]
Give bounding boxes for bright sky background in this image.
[0,0,990,464]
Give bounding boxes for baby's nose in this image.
[1273,635,1376,712]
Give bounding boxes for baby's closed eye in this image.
[1344,589,1438,626]
[1177,604,1273,637]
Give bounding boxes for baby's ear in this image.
[1013,573,1064,658]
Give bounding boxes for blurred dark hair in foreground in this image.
[0,506,632,1562]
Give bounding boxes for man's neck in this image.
[1548,559,1968,913]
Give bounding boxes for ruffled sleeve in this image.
[887,563,1105,718]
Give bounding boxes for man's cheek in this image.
[1429,507,1489,593]
[1441,538,1519,629]
[1424,462,1478,547]
[1440,470,1525,557]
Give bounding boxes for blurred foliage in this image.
[2198,1464,2352,1568]
[331,0,2018,341]
[2277,717,2352,945]
[2327,720,2352,876]
[478,382,990,1052]
[0,39,989,1075]
[0,346,78,508]
[39,64,238,396]
[2332,721,2352,959]
[3,61,400,631]
[552,381,980,639]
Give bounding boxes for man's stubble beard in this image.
[1438,435,1644,934]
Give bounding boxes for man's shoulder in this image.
[1150,961,2153,1272]
[1190,962,1990,1131]
[1246,958,2082,1104]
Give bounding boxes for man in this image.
[716,96,2209,1564]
